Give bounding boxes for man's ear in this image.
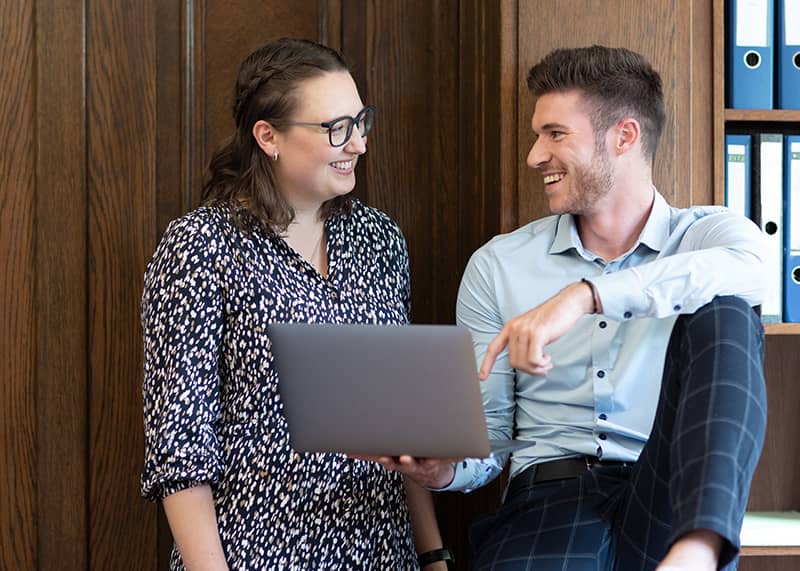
[613,118,641,155]
[252,120,279,159]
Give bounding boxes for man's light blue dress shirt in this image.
[445,190,766,493]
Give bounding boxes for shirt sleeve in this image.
[439,248,509,492]
[592,210,768,321]
[140,216,225,501]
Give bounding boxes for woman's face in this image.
[273,71,367,210]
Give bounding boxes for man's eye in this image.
[550,131,565,139]
[330,123,347,134]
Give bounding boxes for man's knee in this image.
[675,295,763,352]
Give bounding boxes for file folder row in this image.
[725,133,800,322]
[727,0,800,109]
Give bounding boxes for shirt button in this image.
[599,413,607,420]
[599,433,608,440]
[599,320,607,329]
[674,304,682,311]
[624,311,632,319]
[597,370,605,378]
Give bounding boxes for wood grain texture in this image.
[203,0,320,165]
[0,1,37,569]
[689,0,715,207]
[498,0,519,233]
[361,0,460,324]
[739,555,800,571]
[746,336,800,512]
[87,0,159,567]
[34,0,89,569]
[516,0,708,224]
[156,0,188,235]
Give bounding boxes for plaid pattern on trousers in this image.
[469,296,768,571]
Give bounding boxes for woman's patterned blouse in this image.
[140,200,418,570]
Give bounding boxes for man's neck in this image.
[577,183,655,262]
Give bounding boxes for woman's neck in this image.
[282,208,328,276]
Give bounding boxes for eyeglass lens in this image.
[329,107,374,147]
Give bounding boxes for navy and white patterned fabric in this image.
[469,296,767,570]
[140,200,418,570]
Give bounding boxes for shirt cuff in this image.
[432,458,500,493]
[590,271,646,322]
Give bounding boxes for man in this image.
[375,46,768,570]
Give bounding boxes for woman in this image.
[141,38,450,570]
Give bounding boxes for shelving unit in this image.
[764,323,800,335]
[741,512,800,556]
[713,2,800,569]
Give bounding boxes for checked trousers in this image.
[470,296,768,571]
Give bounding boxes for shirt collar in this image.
[548,187,670,256]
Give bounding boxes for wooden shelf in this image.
[740,512,800,557]
[742,546,800,556]
[764,323,800,335]
[725,109,800,122]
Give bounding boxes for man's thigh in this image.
[470,472,622,571]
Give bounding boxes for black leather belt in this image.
[506,456,632,500]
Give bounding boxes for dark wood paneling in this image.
[203,0,321,164]
[498,0,519,233]
[740,556,799,571]
[157,0,189,234]
[87,0,159,568]
[360,0,460,324]
[0,2,37,569]
[35,1,89,569]
[747,336,800,512]
[690,0,715,206]
[516,0,709,224]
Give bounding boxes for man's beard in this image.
[554,146,614,215]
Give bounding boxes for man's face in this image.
[526,90,614,215]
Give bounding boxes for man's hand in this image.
[348,455,459,489]
[479,281,595,379]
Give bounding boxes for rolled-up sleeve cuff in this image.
[156,479,209,501]
[431,457,501,493]
[590,271,647,322]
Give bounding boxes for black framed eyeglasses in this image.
[284,105,376,147]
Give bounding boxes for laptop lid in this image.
[270,323,527,458]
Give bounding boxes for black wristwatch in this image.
[418,547,455,568]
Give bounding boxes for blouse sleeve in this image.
[140,214,226,501]
[398,231,411,319]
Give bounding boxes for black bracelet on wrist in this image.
[581,277,601,314]
[418,547,454,568]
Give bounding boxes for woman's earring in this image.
[273,151,279,161]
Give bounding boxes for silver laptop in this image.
[270,323,534,458]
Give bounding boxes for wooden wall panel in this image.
[689,0,715,206]
[203,0,321,171]
[747,336,800,511]
[516,0,711,225]
[0,2,37,569]
[740,556,799,571]
[87,0,159,568]
[360,0,461,324]
[35,0,89,569]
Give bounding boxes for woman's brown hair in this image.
[202,37,353,232]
